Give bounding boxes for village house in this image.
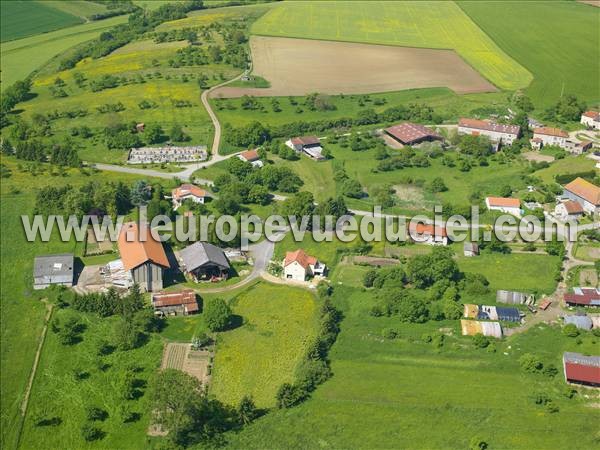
[117,222,170,292]
[384,122,443,146]
[562,352,600,387]
[564,287,600,307]
[581,110,600,130]
[563,177,600,215]
[485,196,521,216]
[564,140,593,155]
[408,223,448,246]
[151,289,198,316]
[33,253,75,290]
[554,200,584,221]
[237,149,263,167]
[283,249,326,281]
[458,118,520,146]
[179,241,230,282]
[532,127,569,149]
[463,242,479,257]
[285,136,324,160]
[171,184,207,210]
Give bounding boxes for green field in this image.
[224,286,599,449]
[458,0,600,106]
[1,0,84,42]
[1,15,128,88]
[210,283,320,407]
[251,1,531,91]
[0,159,157,450]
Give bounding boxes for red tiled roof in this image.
[459,118,520,135]
[533,127,569,138]
[291,136,320,146]
[152,289,198,311]
[118,222,170,271]
[486,196,521,208]
[409,222,447,238]
[239,149,259,161]
[562,200,584,214]
[284,249,317,269]
[385,122,442,144]
[582,110,600,120]
[564,362,600,385]
[172,184,206,200]
[564,177,600,205]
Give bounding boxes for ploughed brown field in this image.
[211,36,497,98]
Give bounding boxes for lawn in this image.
[1,15,128,88]
[458,0,600,106]
[0,158,159,449]
[224,286,600,449]
[251,1,531,91]
[456,250,560,298]
[1,0,84,42]
[210,283,320,408]
[534,155,597,184]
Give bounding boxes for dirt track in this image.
[211,36,497,98]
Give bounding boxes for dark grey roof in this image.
[33,253,74,285]
[496,307,521,322]
[564,314,593,330]
[563,352,600,367]
[180,242,230,272]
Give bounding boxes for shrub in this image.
[472,333,490,348]
[86,406,108,422]
[81,424,103,441]
[563,323,580,337]
[519,353,543,373]
[382,328,398,340]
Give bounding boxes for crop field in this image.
[1,15,128,88]
[224,287,600,449]
[214,36,496,98]
[1,0,83,42]
[251,1,531,91]
[156,3,272,31]
[458,0,600,106]
[210,283,319,408]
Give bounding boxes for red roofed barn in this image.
[563,352,600,387]
[384,123,442,146]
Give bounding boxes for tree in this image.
[363,269,377,288]
[86,406,108,421]
[237,395,258,425]
[204,298,232,332]
[247,185,270,205]
[130,180,151,206]
[145,124,164,144]
[112,318,143,350]
[170,123,189,142]
[213,192,241,215]
[428,177,447,193]
[57,316,83,345]
[472,333,490,348]
[341,178,363,198]
[562,323,580,338]
[469,436,488,450]
[81,424,103,442]
[519,353,543,373]
[281,191,315,218]
[275,383,301,408]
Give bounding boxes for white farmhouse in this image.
[408,223,448,246]
[581,111,600,130]
[171,184,207,210]
[563,177,600,215]
[554,200,584,221]
[283,249,326,281]
[285,136,324,160]
[485,196,522,216]
[458,118,520,146]
[532,127,569,149]
[238,149,263,168]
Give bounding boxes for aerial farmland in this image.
[1,1,599,449]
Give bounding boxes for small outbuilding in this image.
[497,290,534,305]
[238,149,263,167]
[564,314,593,331]
[460,319,503,338]
[563,352,600,387]
[33,253,75,290]
[179,242,230,282]
[152,289,198,316]
[463,242,479,257]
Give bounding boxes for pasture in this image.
[210,283,319,408]
[251,1,531,91]
[1,0,83,42]
[1,15,128,88]
[458,0,600,106]
[214,36,496,98]
[224,286,600,449]
[0,159,157,449]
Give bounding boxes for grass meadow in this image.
[458,0,600,107]
[1,0,83,42]
[251,1,531,91]
[210,283,320,408]
[1,15,128,88]
[0,158,155,449]
[224,286,600,449]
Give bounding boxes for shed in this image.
[564,314,593,331]
[152,289,198,316]
[460,320,503,338]
[497,290,533,305]
[495,306,521,322]
[33,253,75,290]
[563,352,600,387]
[180,242,230,281]
[463,242,479,257]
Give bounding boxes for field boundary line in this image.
[15,300,54,449]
